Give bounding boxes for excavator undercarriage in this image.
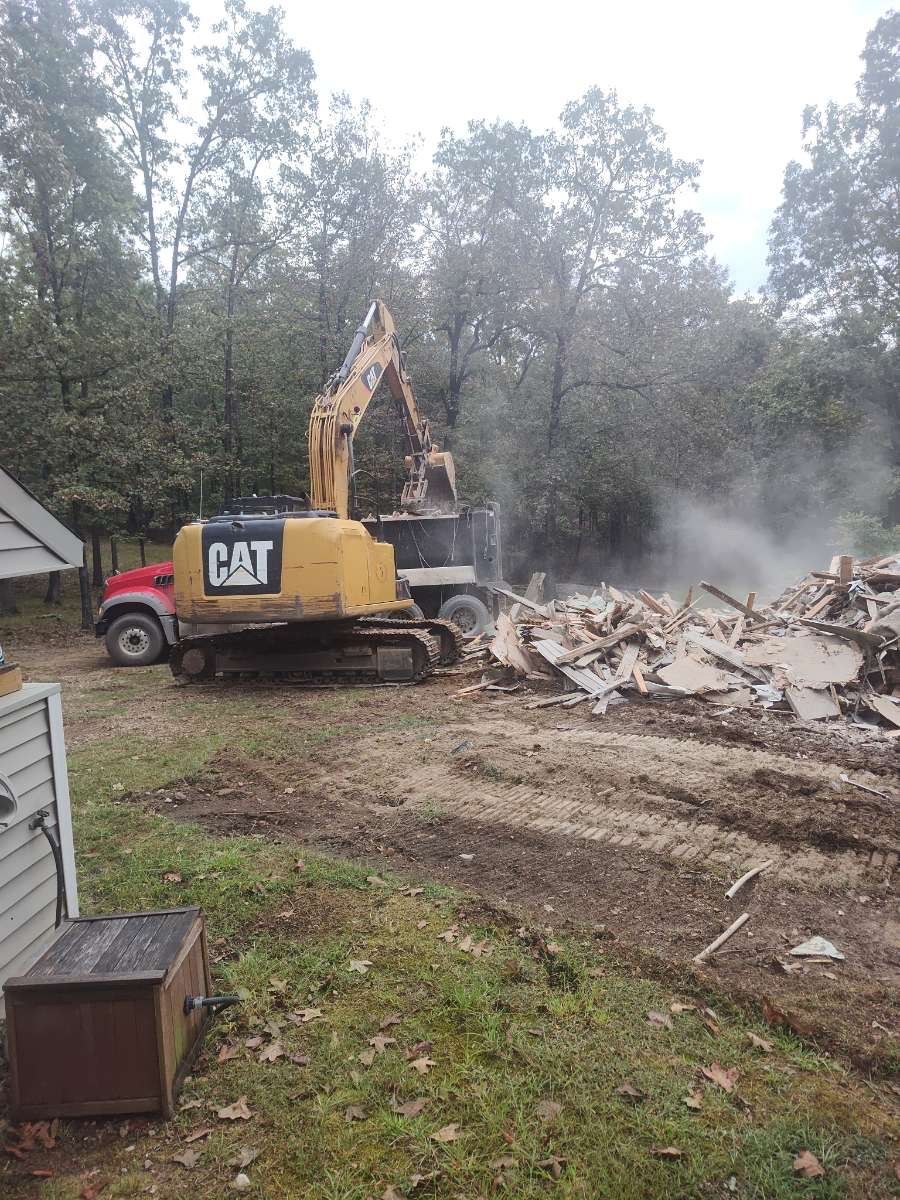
[170,617,462,684]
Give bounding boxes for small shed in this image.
[0,466,83,1008]
[0,468,83,580]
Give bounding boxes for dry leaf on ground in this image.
[217,1043,241,1063]
[172,1148,202,1169]
[614,1081,645,1103]
[538,1156,567,1180]
[348,959,373,974]
[647,1010,673,1029]
[184,1127,214,1143]
[162,872,182,883]
[391,1097,430,1118]
[381,1188,404,1200]
[344,1105,367,1123]
[670,1001,696,1014]
[437,925,460,942]
[217,1097,253,1121]
[408,1056,436,1075]
[244,1036,263,1049]
[651,1146,683,1159]
[535,1099,562,1122]
[258,1041,284,1064]
[358,1048,376,1067]
[366,875,388,886]
[227,1148,259,1169]
[793,1150,825,1178]
[380,1013,402,1029]
[701,1063,739,1093]
[684,1090,704,1111]
[289,1053,310,1066]
[290,1008,323,1024]
[746,1032,774,1052]
[369,1034,396,1054]
[268,977,287,993]
[430,1123,461,1143]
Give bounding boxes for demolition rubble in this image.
[459,554,900,731]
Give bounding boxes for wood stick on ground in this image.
[693,912,750,964]
[724,860,773,900]
[727,615,745,648]
[631,663,648,695]
[744,591,757,610]
[556,623,643,665]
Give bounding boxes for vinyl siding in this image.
[0,685,77,1003]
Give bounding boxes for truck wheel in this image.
[105,612,165,666]
[438,594,492,636]
[378,603,425,620]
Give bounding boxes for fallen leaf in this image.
[437,925,460,942]
[369,1034,397,1054]
[258,1041,284,1064]
[391,1097,430,1118]
[358,1048,376,1067]
[491,1155,517,1171]
[701,1063,739,1093]
[289,1053,310,1067]
[244,1036,264,1049]
[172,1148,202,1169]
[458,934,474,952]
[227,1148,260,1169]
[268,977,287,993]
[263,1017,284,1037]
[402,886,424,897]
[430,1123,461,1143]
[670,1001,696,1014]
[761,996,788,1027]
[348,959,373,974]
[290,1008,323,1024]
[746,1032,774,1052]
[366,874,388,886]
[293,859,305,872]
[538,1155,567,1180]
[409,1056,436,1075]
[217,1097,253,1121]
[405,1040,433,1058]
[185,1127,214,1143]
[231,1173,252,1191]
[614,1081,645,1103]
[380,1013,402,1029]
[416,919,428,929]
[651,1146,683,1159]
[180,1098,204,1109]
[535,1099,562,1122]
[408,1171,440,1189]
[793,1150,825,1178]
[381,1188,404,1200]
[647,1010,673,1030]
[344,1105,367,1123]
[79,1185,106,1200]
[684,1089,704,1111]
[163,872,182,883]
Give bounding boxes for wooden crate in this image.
[4,906,210,1119]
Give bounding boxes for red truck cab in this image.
[95,563,178,665]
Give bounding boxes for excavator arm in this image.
[308,300,457,519]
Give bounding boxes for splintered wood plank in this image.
[631,663,648,695]
[616,643,640,681]
[728,616,745,647]
[532,639,615,697]
[744,591,757,611]
[555,623,643,665]
[699,581,766,623]
[838,555,853,586]
[801,591,835,620]
[786,686,841,721]
[638,590,670,617]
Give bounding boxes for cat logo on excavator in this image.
[201,522,283,595]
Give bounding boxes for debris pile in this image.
[462,554,900,731]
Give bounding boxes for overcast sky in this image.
[245,0,889,293]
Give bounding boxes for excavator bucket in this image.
[401,449,457,513]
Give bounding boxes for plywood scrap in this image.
[785,686,841,721]
[867,694,900,729]
[743,634,863,688]
[658,656,734,694]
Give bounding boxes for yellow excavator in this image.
[168,301,463,683]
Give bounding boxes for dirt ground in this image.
[15,631,900,1076]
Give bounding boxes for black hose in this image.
[29,810,65,928]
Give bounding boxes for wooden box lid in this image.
[5,907,201,990]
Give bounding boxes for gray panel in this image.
[0,850,56,923]
[0,523,41,552]
[0,545,67,579]
[0,706,49,745]
[0,729,53,779]
[0,699,48,734]
[0,468,83,572]
[0,881,58,967]
[2,758,54,808]
[0,799,57,866]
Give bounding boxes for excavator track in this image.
[359,616,465,666]
[170,622,441,685]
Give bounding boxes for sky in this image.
[243,0,891,295]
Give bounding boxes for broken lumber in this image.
[692,912,750,964]
[699,580,766,623]
[555,623,643,665]
[724,861,773,900]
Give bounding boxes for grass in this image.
[2,651,898,1198]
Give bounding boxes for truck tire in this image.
[438,594,492,636]
[377,603,425,620]
[105,612,165,667]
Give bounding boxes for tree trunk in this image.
[139,538,146,567]
[547,330,568,452]
[110,537,119,573]
[223,257,240,501]
[0,579,17,616]
[91,532,104,587]
[78,566,93,631]
[44,571,62,605]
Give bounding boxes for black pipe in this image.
[29,810,65,928]
[183,994,241,1016]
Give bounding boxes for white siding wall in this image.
[0,684,78,1000]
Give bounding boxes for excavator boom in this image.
[308,301,457,518]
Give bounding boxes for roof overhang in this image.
[0,468,84,580]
